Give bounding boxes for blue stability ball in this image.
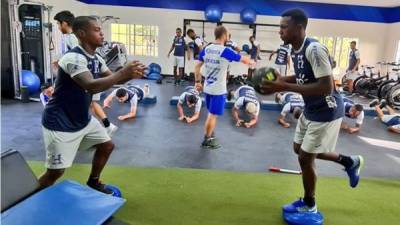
[147,72,161,80]
[242,44,250,53]
[105,185,122,198]
[148,63,162,74]
[205,4,223,22]
[240,8,257,24]
[21,70,41,94]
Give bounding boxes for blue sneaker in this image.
[283,198,317,213]
[345,155,364,188]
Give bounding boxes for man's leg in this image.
[386,105,397,115]
[298,150,317,208]
[173,66,178,85]
[38,169,65,189]
[375,105,385,119]
[204,113,217,138]
[88,141,114,182]
[178,67,184,85]
[91,101,117,136]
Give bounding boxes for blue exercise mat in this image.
[1,180,126,225]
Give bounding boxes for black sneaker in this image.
[201,137,221,149]
[87,180,114,195]
[369,99,379,107]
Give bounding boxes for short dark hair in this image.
[116,88,127,98]
[281,9,308,29]
[72,16,97,33]
[187,94,198,104]
[176,27,182,31]
[41,83,52,91]
[54,11,75,26]
[351,41,357,45]
[186,29,194,35]
[354,104,363,112]
[293,107,303,119]
[214,25,228,39]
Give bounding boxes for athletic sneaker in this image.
[283,198,318,213]
[201,137,221,149]
[106,123,118,137]
[345,155,364,188]
[87,180,114,195]
[380,99,387,108]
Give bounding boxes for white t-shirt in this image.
[178,92,202,113]
[110,87,139,108]
[304,41,333,79]
[234,97,260,117]
[58,46,108,78]
[65,33,79,51]
[194,37,204,48]
[199,44,242,95]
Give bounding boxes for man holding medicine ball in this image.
[256,9,364,214]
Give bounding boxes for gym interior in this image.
[1,0,399,225]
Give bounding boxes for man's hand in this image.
[244,122,252,128]
[103,102,111,109]
[178,116,185,121]
[236,120,244,127]
[259,71,287,95]
[118,115,129,121]
[195,82,203,92]
[348,127,359,134]
[186,117,194,124]
[278,119,290,128]
[120,61,146,80]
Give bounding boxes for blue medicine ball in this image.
[21,70,41,94]
[148,63,162,74]
[147,72,161,80]
[105,185,122,198]
[240,8,257,24]
[204,5,223,22]
[242,44,250,53]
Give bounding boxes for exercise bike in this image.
[352,65,389,98]
[377,62,400,108]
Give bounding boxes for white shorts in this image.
[42,117,111,169]
[294,114,342,154]
[92,93,101,101]
[275,64,287,76]
[174,56,184,68]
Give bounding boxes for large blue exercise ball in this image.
[204,5,223,22]
[148,63,162,74]
[240,8,257,24]
[21,70,41,94]
[242,44,250,53]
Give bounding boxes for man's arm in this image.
[72,61,145,94]
[119,105,137,120]
[167,43,175,57]
[278,103,291,128]
[352,50,361,71]
[177,103,185,120]
[388,126,400,134]
[232,107,242,127]
[187,112,200,123]
[269,51,277,61]
[103,90,116,108]
[244,117,258,128]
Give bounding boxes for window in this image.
[312,36,359,75]
[396,40,400,63]
[111,23,159,57]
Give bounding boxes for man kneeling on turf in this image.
[177,86,202,124]
[275,92,304,128]
[103,84,149,121]
[341,98,364,134]
[228,85,260,128]
[370,99,400,134]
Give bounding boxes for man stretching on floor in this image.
[370,100,400,133]
[228,85,260,128]
[259,9,364,214]
[103,84,149,121]
[195,25,254,149]
[275,92,304,128]
[341,98,364,134]
[177,86,202,124]
[39,16,145,194]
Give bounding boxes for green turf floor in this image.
[29,161,400,225]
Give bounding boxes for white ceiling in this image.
[283,0,400,7]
